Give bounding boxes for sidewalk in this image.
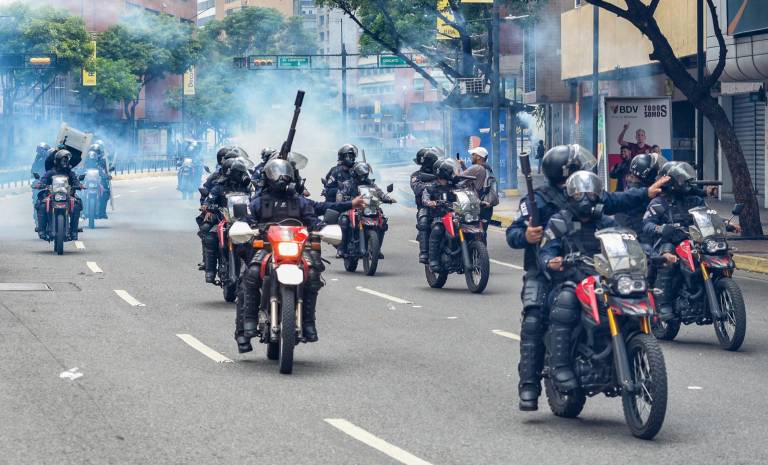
[492,177,768,274]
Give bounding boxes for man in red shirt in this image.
[617,123,653,156]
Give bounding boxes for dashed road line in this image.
[490,258,523,270]
[408,240,419,244]
[176,334,233,363]
[325,419,434,465]
[492,329,521,341]
[114,290,145,307]
[355,286,412,304]
[86,261,103,273]
[148,186,158,190]
[113,194,122,199]
[74,241,85,250]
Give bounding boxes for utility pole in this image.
[591,5,599,157]
[490,0,501,178]
[342,44,348,137]
[696,0,704,179]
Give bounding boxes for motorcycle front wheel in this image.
[465,240,490,294]
[278,286,296,374]
[363,229,380,276]
[622,334,667,440]
[424,265,447,288]
[650,318,680,341]
[344,255,359,272]
[54,213,65,255]
[713,277,747,351]
[88,198,96,229]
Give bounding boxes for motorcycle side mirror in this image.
[78,174,86,181]
[32,173,40,179]
[323,209,341,225]
[229,221,257,244]
[548,217,570,238]
[318,224,342,246]
[204,165,211,174]
[386,184,394,193]
[732,203,744,216]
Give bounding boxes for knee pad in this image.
[521,275,548,312]
[549,287,580,325]
[243,264,261,287]
[521,310,544,337]
[307,269,324,291]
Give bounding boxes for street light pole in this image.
[696,0,704,179]
[592,5,599,158]
[490,0,501,179]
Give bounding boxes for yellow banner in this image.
[82,41,97,86]
[437,0,459,40]
[183,67,196,96]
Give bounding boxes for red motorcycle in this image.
[342,184,393,276]
[650,204,747,351]
[229,220,341,374]
[543,223,668,440]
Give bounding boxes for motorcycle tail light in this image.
[277,242,300,258]
[252,239,264,249]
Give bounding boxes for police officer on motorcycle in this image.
[36,150,83,241]
[323,144,357,203]
[642,161,739,321]
[506,144,668,411]
[539,171,617,393]
[83,143,112,219]
[422,158,463,272]
[411,147,440,264]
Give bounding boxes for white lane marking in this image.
[74,241,85,250]
[113,194,122,199]
[331,278,339,281]
[148,186,158,190]
[128,190,138,193]
[411,305,423,308]
[325,419,434,465]
[86,261,103,273]
[492,329,521,341]
[446,316,458,319]
[59,367,83,380]
[408,240,419,244]
[114,290,146,307]
[356,286,412,304]
[688,386,704,390]
[176,334,233,363]
[490,258,523,270]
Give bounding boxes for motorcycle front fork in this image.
[606,302,652,395]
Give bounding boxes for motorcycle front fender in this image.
[275,264,304,286]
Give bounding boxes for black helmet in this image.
[36,142,50,156]
[435,158,461,181]
[89,143,103,155]
[414,148,428,165]
[629,154,655,185]
[421,147,442,173]
[216,146,232,165]
[565,171,604,219]
[352,162,372,182]
[542,144,597,185]
[54,150,72,170]
[337,144,358,167]
[666,161,696,194]
[263,159,295,194]
[225,158,251,186]
[260,147,278,162]
[657,160,676,179]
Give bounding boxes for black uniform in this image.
[422,181,458,269]
[36,168,82,240]
[200,178,252,279]
[337,178,393,254]
[323,164,352,203]
[411,169,434,262]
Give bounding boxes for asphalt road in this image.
[1,174,767,465]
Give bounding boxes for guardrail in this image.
[0,158,178,191]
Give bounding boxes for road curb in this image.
[734,254,768,274]
[492,212,515,228]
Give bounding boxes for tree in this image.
[316,0,541,91]
[584,0,763,235]
[279,16,318,54]
[98,11,201,125]
[200,7,285,57]
[78,57,140,114]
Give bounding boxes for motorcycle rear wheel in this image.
[425,265,447,288]
[465,240,490,294]
[363,229,381,276]
[622,334,667,440]
[713,277,747,351]
[544,376,586,418]
[344,255,359,272]
[650,318,680,341]
[88,198,96,229]
[54,214,65,255]
[278,286,296,374]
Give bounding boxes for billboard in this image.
[600,97,672,191]
[727,0,768,36]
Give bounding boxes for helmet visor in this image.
[667,162,696,186]
[565,171,604,198]
[264,159,294,182]
[570,145,597,172]
[442,158,461,176]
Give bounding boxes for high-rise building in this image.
[215,0,294,19]
[197,0,217,25]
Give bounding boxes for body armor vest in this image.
[523,184,569,273]
[260,193,301,222]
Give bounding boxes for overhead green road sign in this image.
[278,56,310,68]
[378,55,408,67]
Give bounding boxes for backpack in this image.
[482,166,499,207]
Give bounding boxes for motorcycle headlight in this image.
[464,213,477,223]
[277,242,300,258]
[54,193,66,201]
[704,239,726,253]
[615,276,645,296]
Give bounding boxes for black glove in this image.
[658,224,677,240]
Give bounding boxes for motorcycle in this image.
[342,184,394,276]
[425,187,490,293]
[229,219,342,374]
[650,204,747,351]
[81,169,103,229]
[177,158,198,200]
[542,224,668,440]
[215,192,251,302]
[33,173,84,255]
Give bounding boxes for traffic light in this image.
[29,57,52,66]
[248,56,275,69]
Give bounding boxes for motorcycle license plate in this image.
[361,217,378,226]
[54,202,68,209]
[275,264,304,285]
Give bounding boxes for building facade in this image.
[215,0,294,19]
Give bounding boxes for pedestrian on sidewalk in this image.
[535,140,545,173]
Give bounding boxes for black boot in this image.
[302,291,319,342]
[518,340,544,411]
[654,265,677,321]
[549,325,578,393]
[417,230,429,264]
[204,246,218,284]
[234,296,252,353]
